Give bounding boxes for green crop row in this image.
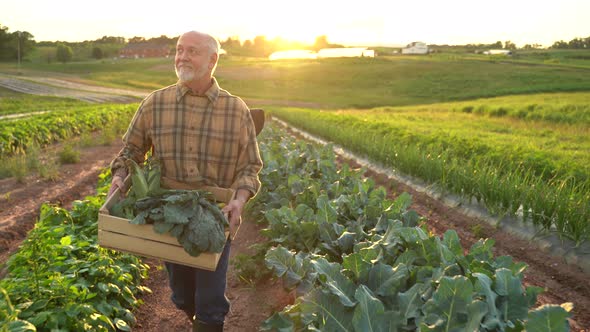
[248,124,572,331]
[270,103,590,245]
[0,103,137,158]
[0,170,150,331]
[392,91,590,125]
[0,89,89,116]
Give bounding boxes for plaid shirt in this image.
[111,78,262,196]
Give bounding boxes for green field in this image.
[1,51,589,241]
[2,51,590,108]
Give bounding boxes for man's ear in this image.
[209,53,218,70]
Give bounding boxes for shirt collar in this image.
[176,77,220,104]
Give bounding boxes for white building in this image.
[401,42,429,55]
[483,49,513,56]
[317,47,375,58]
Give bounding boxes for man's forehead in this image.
[178,32,205,44]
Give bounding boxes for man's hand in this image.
[221,190,250,240]
[221,198,245,240]
[107,169,128,198]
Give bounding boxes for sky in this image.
[2,0,590,47]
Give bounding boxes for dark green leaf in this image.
[352,285,386,332]
[524,303,572,332]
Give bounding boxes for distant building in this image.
[401,42,429,55]
[317,47,375,58]
[119,42,170,58]
[483,49,513,56]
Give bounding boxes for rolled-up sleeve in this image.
[232,108,263,196]
[110,97,153,173]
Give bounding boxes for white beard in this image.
[176,65,208,83]
[176,66,195,82]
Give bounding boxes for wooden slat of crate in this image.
[98,180,225,271]
[98,231,221,271]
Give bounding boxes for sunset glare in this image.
[2,0,590,47]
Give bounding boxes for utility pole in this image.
[17,31,21,74]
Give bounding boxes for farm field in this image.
[270,94,590,245]
[1,52,589,330]
[0,121,588,330]
[2,51,590,108]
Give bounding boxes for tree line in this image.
[1,22,589,64]
[551,37,590,49]
[0,24,34,62]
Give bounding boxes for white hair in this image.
[184,30,219,56]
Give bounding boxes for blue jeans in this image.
[165,240,231,325]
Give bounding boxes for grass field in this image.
[2,51,590,109]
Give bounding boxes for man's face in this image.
[175,34,213,83]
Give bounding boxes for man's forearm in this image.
[235,188,251,204]
[113,167,128,178]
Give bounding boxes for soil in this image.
[0,77,588,331]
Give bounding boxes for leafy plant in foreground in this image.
[0,173,149,331]
[254,124,572,331]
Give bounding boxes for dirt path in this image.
[0,73,142,103]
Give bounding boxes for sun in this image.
[271,30,319,45]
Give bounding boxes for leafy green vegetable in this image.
[111,158,229,256]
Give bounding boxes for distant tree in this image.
[522,44,543,50]
[490,41,503,48]
[568,37,587,49]
[221,36,241,51]
[551,36,590,49]
[312,35,329,51]
[128,36,146,44]
[504,40,516,50]
[56,43,73,63]
[551,40,569,49]
[0,25,35,61]
[92,46,104,59]
[0,25,11,60]
[148,35,175,45]
[96,35,125,44]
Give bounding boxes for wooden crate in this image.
[98,183,228,271]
